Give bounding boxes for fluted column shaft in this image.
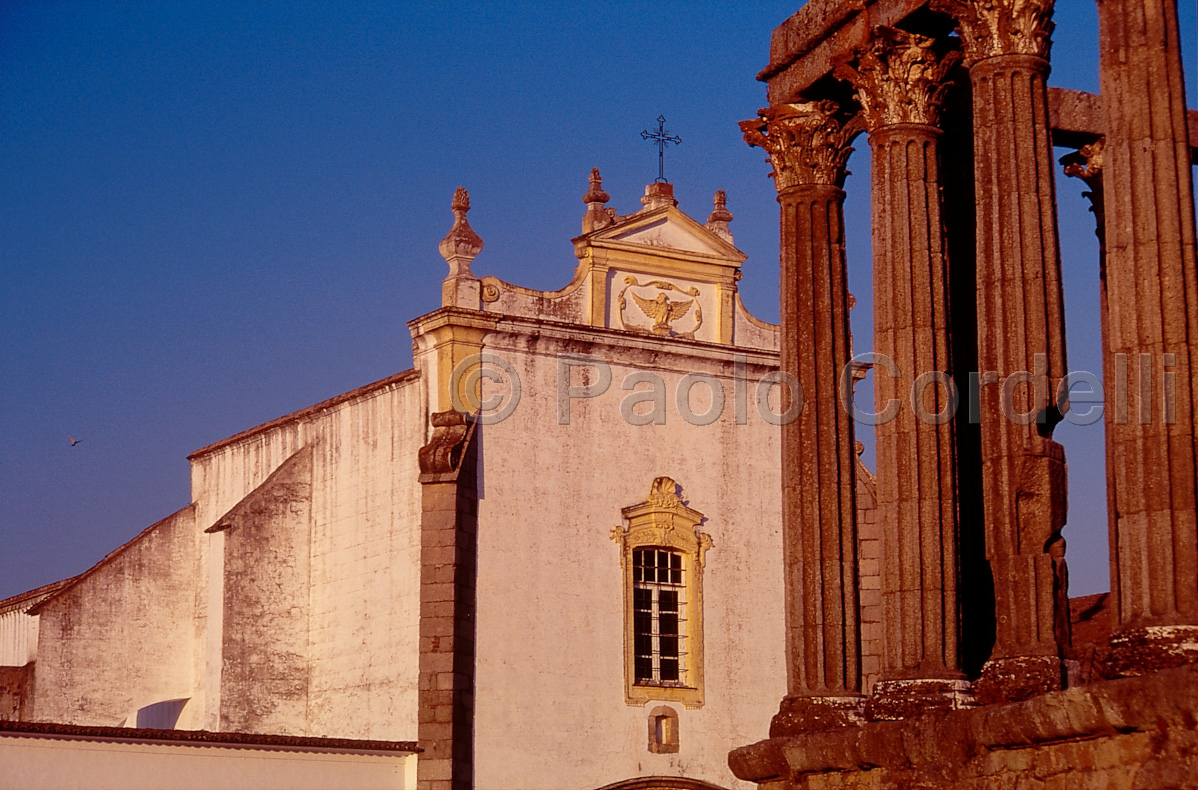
[779,182,861,698]
[934,0,1073,702]
[1098,0,1198,675]
[835,27,967,718]
[742,102,865,731]
[973,50,1069,672]
[870,124,962,682]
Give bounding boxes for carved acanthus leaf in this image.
[1060,137,1105,234]
[740,101,863,191]
[835,28,961,129]
[1060,137,1104,188]
[931,0,1054,61]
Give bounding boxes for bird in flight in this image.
[68,436,81,446]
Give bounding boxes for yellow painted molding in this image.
[612,477,711,710]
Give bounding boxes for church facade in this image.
[1,173,879,790]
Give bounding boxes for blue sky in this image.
[2,2,1195,600]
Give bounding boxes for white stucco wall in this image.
[0,611,38,668]
[0,732,416,790]
[31,506,198,727]
[470,324,786,790]
[187,372,426,739]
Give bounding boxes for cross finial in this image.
[641,115,682,184]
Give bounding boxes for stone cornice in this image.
[931,0,1055,62]
[740,101,863,190]
[835,28,961,130]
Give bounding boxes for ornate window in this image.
[612,477,711,709]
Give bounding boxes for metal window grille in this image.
[632,548,687,686]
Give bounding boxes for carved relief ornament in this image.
[611,477,712,565]
[740,101,864,191]
[930,0,1054,62]
[616,276,703,338]
[834,28,962,130]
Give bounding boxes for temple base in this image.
[1105,625,1198,678]
[973,655,1062,705]
[730,665,1198,790]
[769,695,864,736]
[864,677,973,721]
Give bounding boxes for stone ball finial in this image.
[583,167,611,205]
[704,188,734,244]
[708,189,733,224]
[582,167,615,234]
[439,186,483,278]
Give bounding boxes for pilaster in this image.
[416,411,478,790]
[741,100,865,732]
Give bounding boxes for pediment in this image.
[588,207,745,262]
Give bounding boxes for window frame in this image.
[612,477,711,709]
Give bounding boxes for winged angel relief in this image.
[617,276,703,339]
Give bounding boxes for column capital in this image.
[1060,136,1105,190]
[931,0,1055,63]
[740,101,863,191]
[834,27,961,130]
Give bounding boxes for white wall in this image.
[187,373,426,739]
[0,732,415,790]
[0,611,37,668]
[471,324,787,790]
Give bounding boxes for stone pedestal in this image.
[1098,0,1198,676]
[742,101,866,730]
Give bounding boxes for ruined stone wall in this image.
[30,505,197,726]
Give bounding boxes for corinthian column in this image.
[932,0,1070,703]
[742,101,865,732]
[836,27,970,719]
[1097,0,1198,677]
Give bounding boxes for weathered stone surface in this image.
[743,100,865,715]
[730,664,1198,788]
[214,447,313,735]
[838,25,968,715]
[0,666,31,722]
[28,505,198,727]
[955,1,1071,701]
[1097,0,1198,675]
[417,418,477,790]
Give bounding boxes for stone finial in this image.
[582,168,615,234]
[930,0,1054,62]
[740,101,864,191]
[834,27,961,130]
[582,167,610,205]
[704,190,734,243]
[438,187,483,278]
